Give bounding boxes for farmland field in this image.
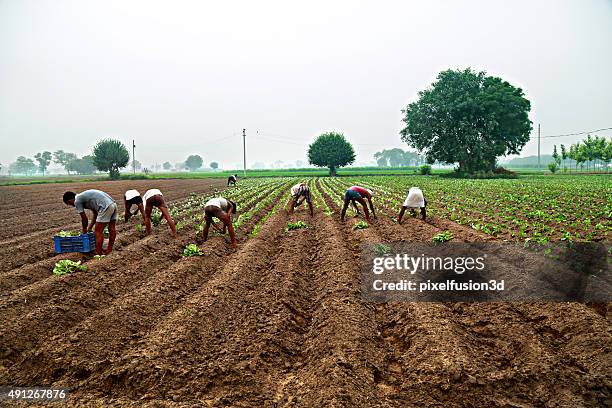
[0,175,610,406]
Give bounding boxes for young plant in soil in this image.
[353,220,369,230]
[432,231,453,243]
[53,260,87,276]
[182,243,203,257]
[285,221,308,231]
[375,243,392,256]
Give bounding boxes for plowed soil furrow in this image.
[73,210,298,403]
[0,234,182,366]
[275,209,385,406]
[5,238,232,386]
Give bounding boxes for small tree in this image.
[34,151,52,175]
[185,155,203,171]
[92,139,130,179]
[131,159,142,171]
[560,144,567,172]
[163,161,172,170]
[53,150,78,174]
[548,162,558,173]
[308,132,355,176]
[552,145,561,167]
[210,161,219,170]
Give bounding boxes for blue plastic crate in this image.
[53,232,96,253]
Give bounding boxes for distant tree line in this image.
[373,148,425,167]
[8,150,97,176]
[549,135,611,173]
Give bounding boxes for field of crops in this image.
[0,175,609,406]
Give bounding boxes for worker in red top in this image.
[341,186,376,222]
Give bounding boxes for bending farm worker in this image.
[398,187,428,223]
[142,189,177,237]
[203,197,237,248]
[62,189,117,256]
[227,174,238,186]
[341,186,376,222]
[289,182,314,216]
[123,189,144,222]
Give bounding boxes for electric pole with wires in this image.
[242,129,246,177]
[132,139,136,174]
[537,124,541,169]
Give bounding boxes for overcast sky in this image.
[1,0,611,170]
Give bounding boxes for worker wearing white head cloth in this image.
[123,189,143,222]
[398,187,428,223]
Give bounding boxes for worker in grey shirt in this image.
[62,189,118,255]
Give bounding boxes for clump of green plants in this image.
[181,243,203,257]
[285,221,308,231]
[176,221,185,231]
[419,164,432,175]
[353,220,369,230]
[375,243,392,256]
[432,231,453,243]
[151,210,162,227]
[135,223,143,232]
[53,260,87,276]
[56,230,80,237]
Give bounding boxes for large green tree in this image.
[185,155,203,171]
[308,132,355,176]
[34,151,52,175]
[92,139,130,179]
[400,68,532,173]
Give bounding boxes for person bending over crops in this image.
[203,197,237,248]
[398,187,428,222]
[62,189,117,256]
[143,189,177,237]
[123,189,144,222]
[227,174,238,186]
[289,182,313,216]
[341,186,376,222]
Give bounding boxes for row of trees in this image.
[373,148,425,167]
[8,151,97,176]
[550,135,612,173]
[6,140,221,178]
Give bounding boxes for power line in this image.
[540,127,612,139]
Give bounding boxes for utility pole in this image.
[537,124,541,169]
[132,139,136,174]
[242,129,247,177]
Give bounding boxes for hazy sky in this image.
[1,0,611,170]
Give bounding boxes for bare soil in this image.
[0,178,609,407]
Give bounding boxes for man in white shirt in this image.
[398,187,428,223]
